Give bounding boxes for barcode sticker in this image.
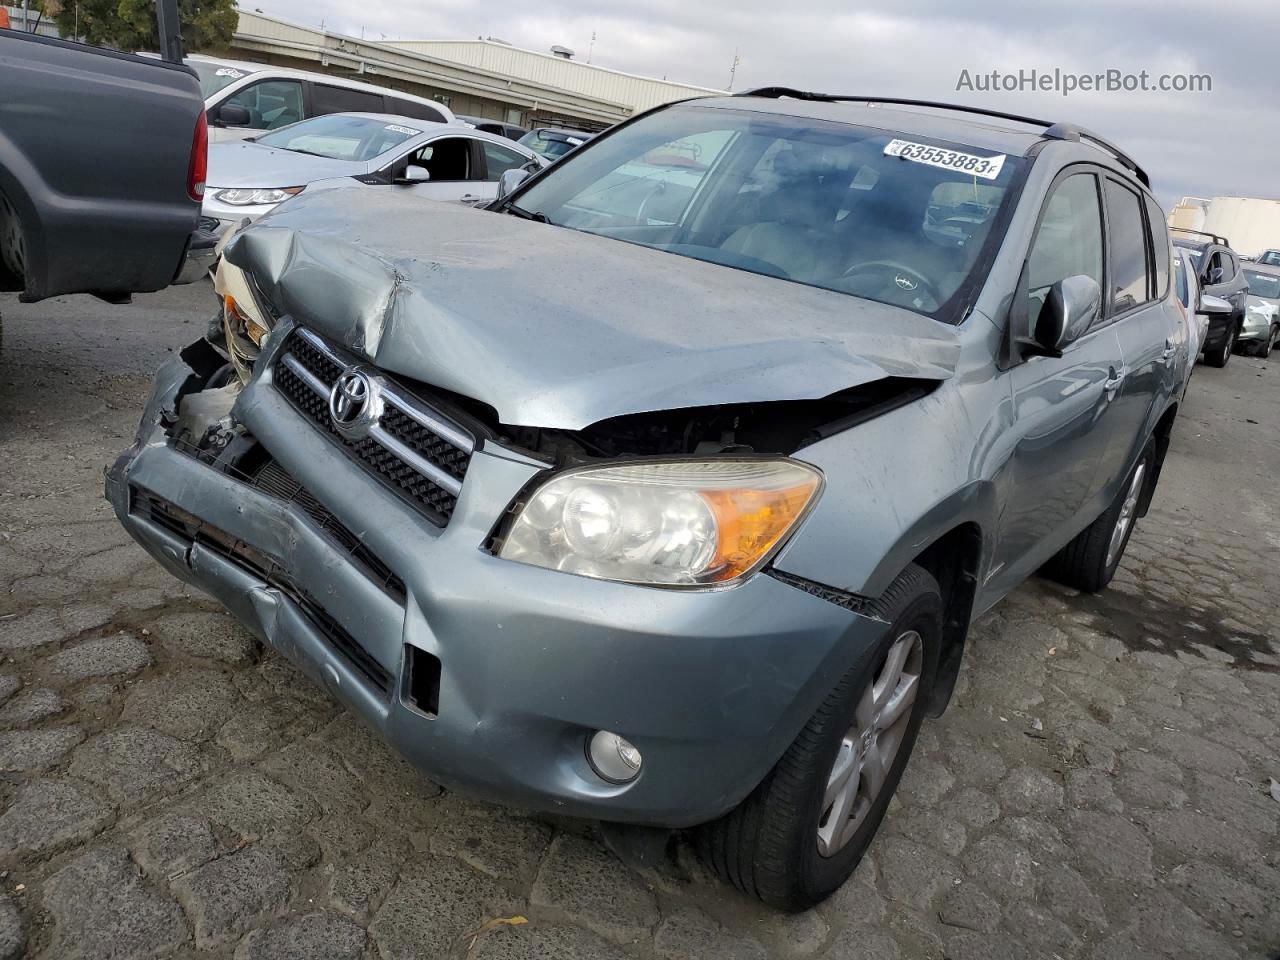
[884,139,1007,180]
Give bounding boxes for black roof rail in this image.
[1170,226,1231,247]
[733,88,1150,188]
[1041,123,1148,187]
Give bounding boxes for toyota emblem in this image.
[894,274,918,291]
[328,368,380,438]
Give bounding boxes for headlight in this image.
[213,257,275,382]
[496,459,823,587]
[214,187,304,205]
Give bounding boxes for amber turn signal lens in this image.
[700,479,822,582]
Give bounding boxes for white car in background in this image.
[201,113,545,232]
[180,54,456,142]
[1173,247,1209,362]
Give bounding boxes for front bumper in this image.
[105,334,889,827]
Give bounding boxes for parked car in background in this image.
[517,126,597,160]
[1255,249,1280,267]
[176,54,456,142]
[1171,228,1248,367]
[0,29,208,351]
[201,113,544,232]
[1173,247,1208,361]
[1240,263,1280,358]
[457,115,528,141]
[110,90,1185,911]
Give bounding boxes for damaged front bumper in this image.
[105,325,891,827]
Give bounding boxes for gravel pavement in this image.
[1,284,1278,960]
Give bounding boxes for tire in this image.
[696,564,942,911]
[1044,442,1153,593]
[1262,326,1277,360]
[1205,327,1234,367]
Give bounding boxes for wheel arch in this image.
[905,521,984,718]
[1137,400,1178,517]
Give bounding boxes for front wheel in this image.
[1205,327,1234,367]
[696,564,942,910]
[1261,326,1277,360]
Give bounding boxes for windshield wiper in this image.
[502,202,552,224]
[283,148,333,159]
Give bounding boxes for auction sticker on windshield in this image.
[883,139,1007,180]
[385,124,419,136]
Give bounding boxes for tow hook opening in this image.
[403,645,441,717]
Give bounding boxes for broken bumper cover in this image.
[105,347,891,828]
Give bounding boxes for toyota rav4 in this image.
[107,89,1185,909]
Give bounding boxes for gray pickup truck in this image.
[0,29,208,333]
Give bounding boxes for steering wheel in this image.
[635,180,667,224]
[838,260,942,311]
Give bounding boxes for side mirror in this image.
[1020,275,1101,359]
[497,167,532,198]
[397,164,430,184]
[211,103,251,127]
[1197,293,1233,316]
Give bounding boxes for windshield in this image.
[254,115,420,162]
[511,105,1026,320]
[1173,256,1190,307]
[1173,242,1204,271]
[1244,269,1280,300]
[1258,251,1280,267]
[190,61,255,99]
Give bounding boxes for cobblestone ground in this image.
[1,286,1278,960]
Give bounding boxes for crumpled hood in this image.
[226,188,961,430]
[206,141,363,189]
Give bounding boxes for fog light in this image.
[587,730,642,783]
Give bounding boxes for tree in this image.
[52,0,237,54]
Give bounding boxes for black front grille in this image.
[131,488,394,697]
[274,330,473,526]
[250,459,406,602]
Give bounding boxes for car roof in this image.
[690,95,1048,157]
[185,54,456,117]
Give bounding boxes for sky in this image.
[256,0,1278,210]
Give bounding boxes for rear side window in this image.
[1104,179,1150,314]
[312,85,385,116]
[222,79,304,130]
[1145,196,1170,299]
[1025,172,1104,327]
[388,97,447,124]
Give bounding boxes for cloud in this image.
[256,0,1277,208]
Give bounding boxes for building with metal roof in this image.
[228,11,721,130]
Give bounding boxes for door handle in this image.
[1160,338,1177,363]
[1104,367,1125,393]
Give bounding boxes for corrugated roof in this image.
[386,38,721,113]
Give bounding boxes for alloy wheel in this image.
[1106,462,1146,568]
[817,629,924,857]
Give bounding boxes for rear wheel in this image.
[1044,443,1153,592]
[696,564,942,910]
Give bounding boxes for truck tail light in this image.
[187,111,208,202]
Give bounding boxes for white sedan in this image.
[201,112,546,232]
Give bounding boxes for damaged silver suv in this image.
[107,88,1186,909]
